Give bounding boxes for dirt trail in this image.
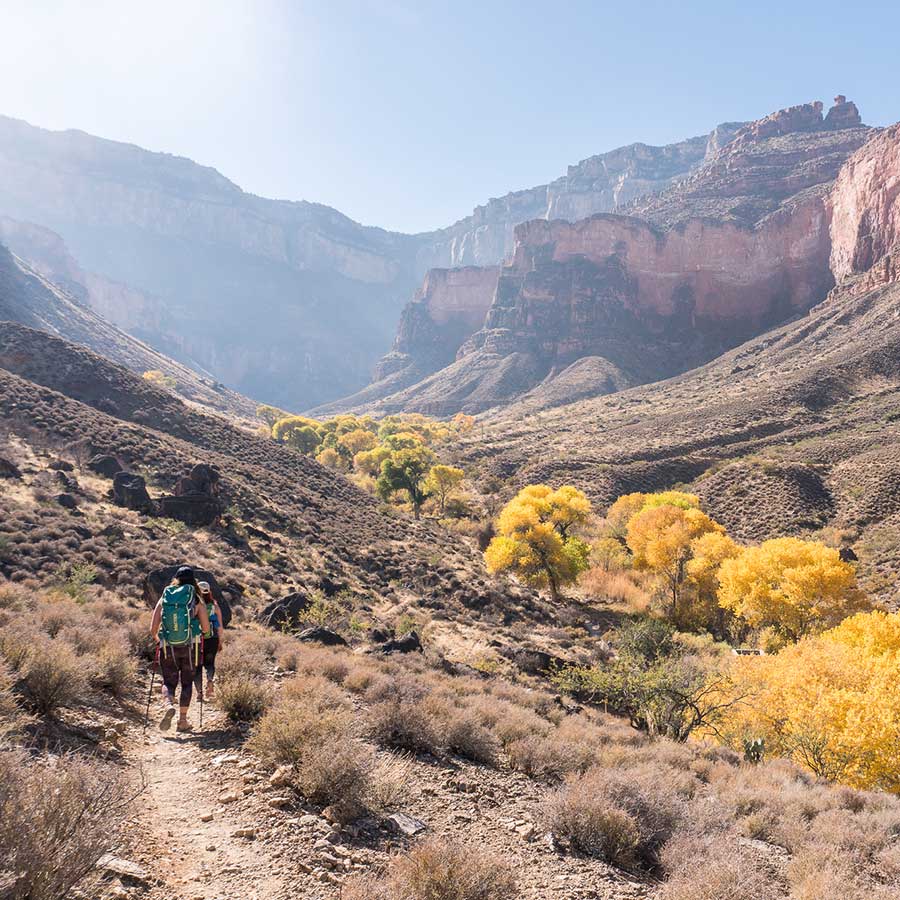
[131,699,288,900]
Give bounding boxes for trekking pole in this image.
[143,645,160,731]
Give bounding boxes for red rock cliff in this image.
[829,123,900,292]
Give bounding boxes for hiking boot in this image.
[176,720,193,733]
[159,706,176,732]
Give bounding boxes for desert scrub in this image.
[250,678,372,820]
[0,749,130,900]
[216,674,272,723]
[545,767,682,869]
[20,638,85,715]
[342,838,518,900]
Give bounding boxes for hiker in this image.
[150,566,210,732]
[193,580,225,701]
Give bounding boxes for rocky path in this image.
[129,701,289,900]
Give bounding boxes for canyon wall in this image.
[341,98,874,416]
[829,122,900,292]
[417,126,745,271]
[0,116,427,409]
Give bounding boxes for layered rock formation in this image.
[339,98,872,415]
[418,125,745,270]
[0,115,743,411]
[0,115,426,409]
[829,122,900,292]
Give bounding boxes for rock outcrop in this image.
[418,125,745,270]
[340,98,871,415]
[156,463,223,526]
[829,123,900,292]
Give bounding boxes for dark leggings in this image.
[160,643,195,708]
[194,635,219,694]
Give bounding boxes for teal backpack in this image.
[159,584,200,648]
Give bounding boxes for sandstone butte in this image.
[329,96,887,416]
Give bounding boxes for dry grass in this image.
[578,567,651,612]
[545,766,682,869]
[0,749,129,900]
[216,674,273,723]
[342,838,518,900]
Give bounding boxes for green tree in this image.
[376,447,436,519]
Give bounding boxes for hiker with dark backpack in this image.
[193,580,225,701]
[149,566,210,732]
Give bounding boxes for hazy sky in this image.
[2,1,898,233]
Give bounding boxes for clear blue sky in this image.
[1,1,898,233]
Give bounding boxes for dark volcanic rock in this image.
[512,648,566,675]
[156,494,221,526]
[0,457,21,479]
[55,492,78,510]
[156,463,223,525]
[142,565,233,627]
[296,626,347,647]
[112,472,153,512]
[258,592,312,630]
[378,630,423,654]
[88,454,123,478]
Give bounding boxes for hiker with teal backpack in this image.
[193,581,225,701]
[149,566,210,732]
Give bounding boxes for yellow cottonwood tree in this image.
[425,464,465,516]
[725,611,900,791]
[626,505,724,620]
[717,537,867,641]
[485,485,591,601]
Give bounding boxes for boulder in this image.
[87,454,123,478]
[511,648,568,675]
[296,627,347,647]
[839,546,859,563]
[156,494,221,526]
[258,592,312,630]
[379,630,423,654]
[0,457,21,479]
[48,458,74,472]
[112,472,153,512]
[156,462,223,526]
[55,493,78,510]
[142,566,232,627]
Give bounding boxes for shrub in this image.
[21,640,85,715]
[88,642,137,698]
[368,697,443,755]
[216,675,272,723]
[0,662,30,743]
[546,789,640,865]
[0,750,129,900]
[658,834,781,899]
[442,710,499,765]
[342,838,518,900]
[251,683,372,820]
[545,767,682,869]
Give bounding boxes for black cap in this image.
[175,565,194,580]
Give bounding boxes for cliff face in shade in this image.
[337,99,874,416]
[0,242,256,417]
[829,122,900,292]
[0,115,428,409]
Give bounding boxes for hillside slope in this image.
[0,242,256,417]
